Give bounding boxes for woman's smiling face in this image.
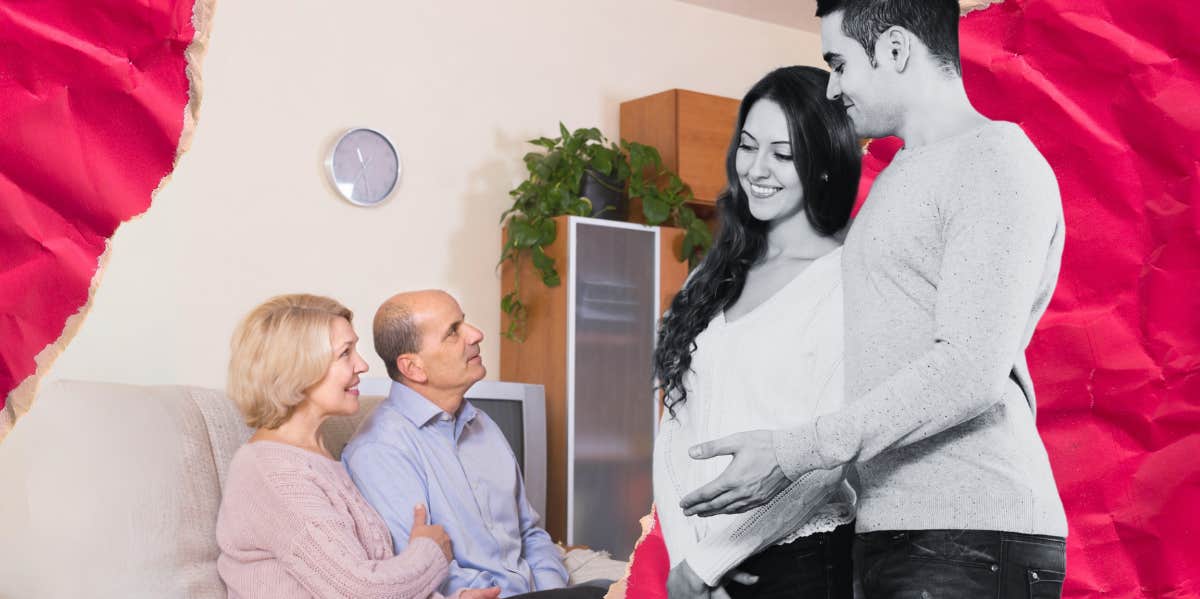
[735,98,805,224]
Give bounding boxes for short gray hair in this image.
[373,299,422,381]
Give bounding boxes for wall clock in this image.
[325,127,400,206]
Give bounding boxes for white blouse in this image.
[652,247,855,586]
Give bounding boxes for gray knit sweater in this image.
[774,121,1069,536]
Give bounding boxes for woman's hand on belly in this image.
[667,560,711,599]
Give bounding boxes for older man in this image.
[343,290,602,599]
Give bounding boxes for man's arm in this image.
[775,151,1062,479]
[344,441,499,592]
[512,457,568,590]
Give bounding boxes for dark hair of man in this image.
[816,0,962,75]
[652,66,861,418]
[373,300,421,382]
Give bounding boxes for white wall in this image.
[46,1,823,390]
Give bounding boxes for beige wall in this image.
[46,1,823,390]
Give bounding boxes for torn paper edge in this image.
[604,508,657,599]
[960,0,1005,15]
[0,0,218,444]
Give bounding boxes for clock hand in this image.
[355,154,376,201]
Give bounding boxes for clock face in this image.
[327,128,400,206]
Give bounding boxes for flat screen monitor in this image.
[357,378,548,520]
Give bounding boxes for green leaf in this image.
[642,144,663,167]
[524,152,545,168]
[690,219,714,248]
[643,194,670,224]
[614,156,631,181]
[568,165,585,194]
[537,218,557,244]
[573,196,593,215]
[666,175,684,196]
[559,122,571,140]
[627,142,646,169]
[531,245,554,271]
[510,219,539,248]
[591,149,613,175]
[676,207,694,228]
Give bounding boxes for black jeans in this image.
[725,522,854,599]
[854,529,1066,598]
[509,585,608,599]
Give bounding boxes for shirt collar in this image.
[387,381,479,435]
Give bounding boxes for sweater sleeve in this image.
[774,133,1063,479]
[257,457,451,599]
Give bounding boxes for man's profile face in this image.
[820,10,901,138]
[412,291,487,396]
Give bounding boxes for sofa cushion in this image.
[0,381,249,599]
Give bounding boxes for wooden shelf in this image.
[619,89,741,206]
[500,217,688,545]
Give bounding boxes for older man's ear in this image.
[396,355,428,384]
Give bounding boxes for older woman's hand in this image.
[410,504,452,561]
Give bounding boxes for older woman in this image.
[216,293,501,599]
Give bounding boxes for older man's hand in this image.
[667,560,710,599]
[680,430,792,517]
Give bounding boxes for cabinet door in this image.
[569,221,658,557]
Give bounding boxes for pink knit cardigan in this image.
[216,441,453,599]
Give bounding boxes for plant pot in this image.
[579,169,628,220]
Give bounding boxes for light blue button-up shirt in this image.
[343,382,567,597]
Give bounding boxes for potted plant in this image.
[622,140,713,268]
[500,124,713,341]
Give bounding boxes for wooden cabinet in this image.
[620,89,741,208]
[500,216,688,557]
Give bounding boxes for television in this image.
[356,378,548,520]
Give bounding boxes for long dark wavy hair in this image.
[653,66,861,418]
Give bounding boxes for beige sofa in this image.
[0,380,623,599]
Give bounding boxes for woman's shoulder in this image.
[226,441,339,494]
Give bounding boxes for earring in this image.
[819,172,830,182]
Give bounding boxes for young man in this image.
[676,1,1069,596]
[343,290,603,599]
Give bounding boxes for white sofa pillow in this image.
[0,381,249,599]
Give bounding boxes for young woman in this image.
[216,293,501,599]
[652,66,861,599]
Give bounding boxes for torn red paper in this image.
[626,0,1200,597]
[0,0,210,417]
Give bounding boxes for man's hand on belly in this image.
[680,430,791,517]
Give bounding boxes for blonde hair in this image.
[227,294,353,429]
